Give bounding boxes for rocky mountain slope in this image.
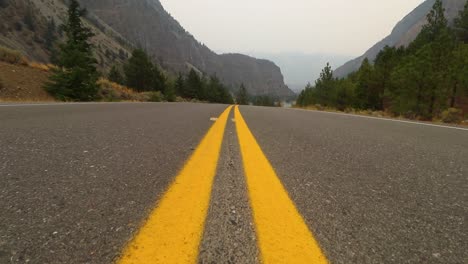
[249,52,353,92]
[0,0,294,97]
[0,0,132,71]
[334,0,466,78]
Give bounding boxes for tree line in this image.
[44,0,237,104]
[297,0,468,120]
[106,49,236,104]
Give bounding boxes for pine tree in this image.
[206,76,222,103]
[124,49,154,92]
[185,69,201,99]
[420,0,448,42]
[218,86,234,104]
[354,58,377,109]
[164,84,176,102]
[314,63,334,106]
[454,1,468,43]
[152,66,166,92]
[45,0,99,101]
[373,46,399,110]
[448,43,468,107]
[174,73,185,96]
[108,65,124,85]
[424,0,454,117]
[236,84,249,105]
[205,76,234,104]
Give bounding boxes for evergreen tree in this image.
[295,0,466,122]
[390,53,431,118]
[454,1,468,43]
[219,86,234,104]
[236,84,249,105]
[174,73,185,96]
[185,69,201,99]
[206,76,222,103]
[124,49,154,92]
[422,0,454,117]
[108,65,124,85]
[314,63,334,106]
[45,0,99,101]
[354,58,378,109]
[152,66,166,92]
[334,78,355,111]
[373,46,400,109]
[449,43,468,107]
[164,84,176,102]
[205,76,234,104]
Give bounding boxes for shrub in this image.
[0,46,28,65]
[315,104,324,110]
[147,91,163,102]
[441,108,463,124]
[98,78,137,102]
[0,77,3,90]
[344,108,354,113]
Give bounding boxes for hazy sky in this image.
[160,0,425,56]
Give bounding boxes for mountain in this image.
[0,0,294,97]
[0,0,132,70]
[334,0,466,78]
[248,52,353,92]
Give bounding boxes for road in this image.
[0,103,466,264]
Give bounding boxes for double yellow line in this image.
[118,105,328,264]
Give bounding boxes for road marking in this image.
[234,106,328,264]
[118,105,233,264]
[288,107,468,131]
[210,117,218,121]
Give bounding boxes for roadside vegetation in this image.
[1,0,284,105]
[0,46,28,65]
[235,83,281,107]
[37,0,236,104]
[296,0,468,124]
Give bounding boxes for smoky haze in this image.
[160,0,425,56]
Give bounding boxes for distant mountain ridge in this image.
[334,0,466,78]
[248,52,353,92]
[0,0,294,97]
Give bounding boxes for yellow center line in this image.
[234,106,328,264]
[118,105,233,264]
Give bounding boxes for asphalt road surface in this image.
[0,103,466,264]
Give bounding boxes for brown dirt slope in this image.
[0,61,54,101]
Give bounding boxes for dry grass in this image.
[97,78,154,102]
[28,62,56,72]
[0,61,55,102]
[294,105,468,126]
[0,46,29,65]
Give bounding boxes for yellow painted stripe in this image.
[234,106,328,264]
[119,105,233,264]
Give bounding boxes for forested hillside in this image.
[334,0,465,78]
[297,0,468,122]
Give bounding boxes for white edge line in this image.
[287,107,468,132]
